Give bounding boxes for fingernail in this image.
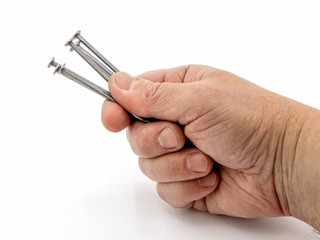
[187,152,208,173]
[198,174,217,187]
[116,73,137,90]
[157,127,178,149]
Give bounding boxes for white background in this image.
[0,0,319,239]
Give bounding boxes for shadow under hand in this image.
[134,181,315,240]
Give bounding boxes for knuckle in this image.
[142,82,168,109]
[206,196,223,215]
[128,123,159,158]
[150,155,180,182]
[138,158,147,175]
[131,130,153,158]
[170,201,185,209]
[156,183,166,200]
[138,154,182,182]
[156,183,186,209]
[134,135,150,157]
[184,123,198,139]
[138,158,157,182]
[150,160,169,182]
[162,156,179,179]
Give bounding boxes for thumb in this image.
[108,72,205,124]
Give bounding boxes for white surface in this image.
[0,0,319,239]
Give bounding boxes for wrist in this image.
[274,102,320,230]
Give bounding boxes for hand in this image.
[101,65,316,222]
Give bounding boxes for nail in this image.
[187,152,208,173]
[198,174,217,187]
[116,73,137,90]
[157,127,178,149]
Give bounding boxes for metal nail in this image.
[49,31,151,124]
[67,41,111,82]
[72,31,120,73]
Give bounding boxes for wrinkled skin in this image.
[101,65,309,218]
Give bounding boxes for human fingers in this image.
[138,149,214,182]
[156,172,219,209]
[101,100,131,132]
[138,65,212,83]
[102,65,212,131]
[108,72,212,124]
[126,121,185,158]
